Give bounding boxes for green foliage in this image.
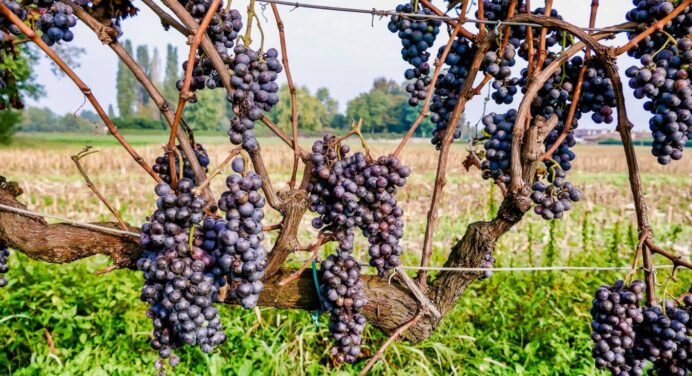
[345,77,434,136]
[0,110,22,144]
[18,107,102,133]
[268,84,328,132]
[114,116,165,130]
[116,40,137,118]
[0,46,43,143]
[163,44,180,106]
[184,89,227,131]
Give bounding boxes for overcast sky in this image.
[28,0,651,130]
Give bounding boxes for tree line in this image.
[1,42,470,143]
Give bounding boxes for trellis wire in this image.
[1,203,684,273]
[258,0,635,32]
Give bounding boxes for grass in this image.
[0,133,690,375]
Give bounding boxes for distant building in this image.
[574,128,650,143]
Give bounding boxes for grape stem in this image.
[541,0,598,161]
[277,233,331,286]
[357,312,424,376]
[71,147,129,232]
[418,0,475,39]
[417,24,494,289]
[191,147,243,197]
[243,0,256,46]
[0,2,163,185]
[391,21,462,158]
[533,0,553,75]
[615,0,691,56]
[63,0,214,203]
[167,0,221,189]
[270,3,301,190]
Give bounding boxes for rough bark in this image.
[0,189,140,268]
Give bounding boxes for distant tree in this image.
[346,77,440,135]
[184,89,226,131]
[20,107,94,132]
[116,40,137,118]
[162,44,179,106]
[108,104,116,119]
[135,45,155,118]
[315,87,338,126]
[79,110,101,123]
[346,78,407,134]
[269,84,328,132]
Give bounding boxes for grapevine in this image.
[0,0,690,374]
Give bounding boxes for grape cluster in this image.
[308,136,409,275]
[0,0,27,39]
[480,110,515,184]
[176,6,243,92]
[152,143,211,185]
[635,299,691,375]
[590,280,646,375]
[217,160,267,309]
[430,36,477,148]
[482,45,520,105]
[625,1,691,59]
[138,179,225,373]
[37,3,77,46]
[321,253,367,364]
[176,58,217,93]
[625,39,691,165]
[307,135,410,362]
[208,9,243,60]
[530,169,581,220]
[479,1,571,57]
[227,46,282,151]
[0,241,9,288]
[388,3,441,106]
[578,61,616,124]
[359,155,408,275]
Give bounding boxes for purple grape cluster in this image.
[635,298,691,375]
[388,3,441,106]
[0,0,27,40]
[482,45,520,105]
[0,241,9,288]
[176,6,243,92]
[307,135,410,363]
[625,0,691,59]
[625,39,691,165]
[320,252,368,364]
[152,143,211,185]
[227,46,282,151]
[359,154,408,275]
[37,3,77,46]
[590,280,646,375]
[217,160,267,309]
[530,169,581,220]
[578,61,616,124]
[430,36,477,148]
[480,109,516,184]
[308,136,409,275]
[138,179,225,374]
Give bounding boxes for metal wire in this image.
[258,0,635,32]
